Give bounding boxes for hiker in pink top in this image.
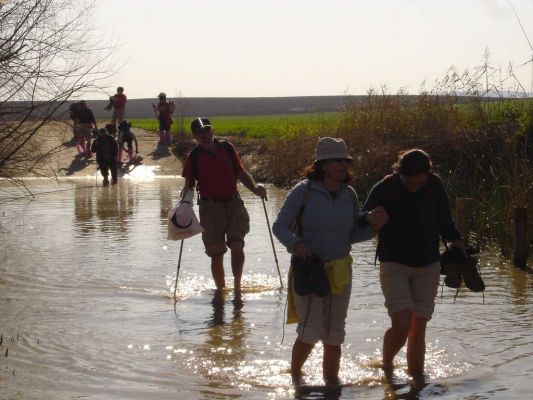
[152,92,174,147]
[110,86,127,125]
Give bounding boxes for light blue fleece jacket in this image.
[272,179,374,261]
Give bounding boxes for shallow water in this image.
[0,175,532,399]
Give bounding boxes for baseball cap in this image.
[191,117,212,133]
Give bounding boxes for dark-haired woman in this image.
[273,137,388,388]
[361,149,465,381]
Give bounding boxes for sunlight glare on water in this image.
[120,164,160,180]
[0,178,532,399]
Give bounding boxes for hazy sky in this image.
[92,0,533,99]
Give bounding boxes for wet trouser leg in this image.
[109,159,118,184]
[99,163,110,184]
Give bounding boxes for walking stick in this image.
[173,239,185,299]
[151,103,159,120]
[261,197,283,288]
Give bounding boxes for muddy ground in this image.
[34,122,183,178]
[29,122,266,182]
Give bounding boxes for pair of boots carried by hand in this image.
[440,245,485,292]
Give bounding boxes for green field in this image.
[129,112,340,138]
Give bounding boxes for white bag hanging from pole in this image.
[167,190,204,240]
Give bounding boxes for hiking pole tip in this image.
[261,196,283,288]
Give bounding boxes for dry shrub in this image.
[257,129,318,187]
[259,85,533,253]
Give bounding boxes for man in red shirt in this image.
[181,117,267,292]
[110,86,127,125]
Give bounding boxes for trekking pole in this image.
[173,239,185,300]
[151,103,159,120]
[261,197,283,288]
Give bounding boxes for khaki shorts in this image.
[198,197,250,257]
[379,261,441,320]
[76,124,92,141]
[292,276,352,346]
[112,108,125,124]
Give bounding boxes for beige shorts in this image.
[76,124,92,141]
[379,261,441,320]
[198,197,250,257]
[292,270,352,346]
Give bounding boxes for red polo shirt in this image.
[156,101,172,124]
[182,140,244,198]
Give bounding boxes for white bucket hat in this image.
[314,137,353,163]
[167,191,204,240]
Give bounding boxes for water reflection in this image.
[1,179,532,399]
[381,377,447,400]
[74,184,94,236]
[159,182,173,222]
[507,259,531,306]
[204,289,248,374]
[74,183,138,239]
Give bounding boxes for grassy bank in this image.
[253,93,533,255]
[130,112,339,138]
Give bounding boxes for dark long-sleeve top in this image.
[91,134,118,163]
[362,173,462,267]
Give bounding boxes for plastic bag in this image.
[167,191,204,240]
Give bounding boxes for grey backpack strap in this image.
[295,181,313,238]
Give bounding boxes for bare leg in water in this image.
[229,241,244,291]
[291,338,314,384]
[382,309,428,378]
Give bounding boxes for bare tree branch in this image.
[0,0,115,189]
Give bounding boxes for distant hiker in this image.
[272,137,388,388]
[117,120,140,165]
[361,149,466,383]
[72,100,97,157]
[106,86,127,125]
[181,117,267,292]
[91,127,118,186]
[68,101,83,139]
[152,92,174,146]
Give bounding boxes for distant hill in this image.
[79,96,353,120]
[1,96,356,121]
[5,94,482,121]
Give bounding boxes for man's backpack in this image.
[69,102,82,119]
